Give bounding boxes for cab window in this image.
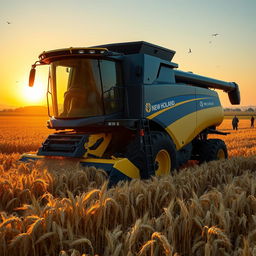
[99,60,123,114]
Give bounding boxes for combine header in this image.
[20,41,240,185]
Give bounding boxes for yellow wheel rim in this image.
[217,149,225,160]
[155,149,171,176]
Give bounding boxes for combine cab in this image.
[21,41,240,185]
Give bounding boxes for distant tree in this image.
[247,108,254,112]
[2,109,13,112]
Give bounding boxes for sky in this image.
[0,0,255,108]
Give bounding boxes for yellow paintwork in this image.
[20,153,45,160]
[84,133,112,158]
[195,106,223,135]
[80,157,117,164]
[217,149,225,159]
[20,153,140,179]
[155,149,171,176]
[113,158,140,179]
[80,157,140,179]
[165,106,223,150]
[165,111,197,150]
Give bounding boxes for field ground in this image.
[0,115,256,255]
[1,115,255,157]
[211,118,256,157]
[0,116,50,154]
[224,111,256,119]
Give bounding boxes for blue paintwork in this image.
[145,94,196,117]
[19,156,40,162]
[146,94,221,129]
[80,161,131,186]
[152,100,197,128]
[108,167,131,187]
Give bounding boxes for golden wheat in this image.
[0,116,50,154]
[211,119,256,157]
[1,116,256,255]
[0,155,256,255]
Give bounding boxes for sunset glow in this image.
[1,0,255,108]
[0,2,256,255]
[22,82,46,104]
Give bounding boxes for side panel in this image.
[195,87,224,134]
[84,133,112,158]
[144,83,197,149]
[122,54,144,118]
[144,84,223,150]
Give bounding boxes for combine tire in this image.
[197,139,228,163]
[126,132,177,178]
[151,132,177,176]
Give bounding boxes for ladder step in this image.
[139,119,155,177]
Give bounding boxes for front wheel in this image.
[126,131,177,179]
[151,132,177,176]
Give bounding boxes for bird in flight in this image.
[212,33,219,37]
[188,48,192,53]
[6,21,11,24]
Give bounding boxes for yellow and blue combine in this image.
[20,42,240,185]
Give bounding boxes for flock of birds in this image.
[5,20,218,56]
[188,33,220,54]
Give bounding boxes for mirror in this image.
[29,67,36,87]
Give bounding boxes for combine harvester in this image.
[20,41,240,185]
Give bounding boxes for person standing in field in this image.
[232,115,239,130]
[251,116,255,128]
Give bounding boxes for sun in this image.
[22,81,46,105]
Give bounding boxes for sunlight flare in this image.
[22,81,45,104]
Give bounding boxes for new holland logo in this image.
[145,103,151,113]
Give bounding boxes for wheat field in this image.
[0,116,256,256]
